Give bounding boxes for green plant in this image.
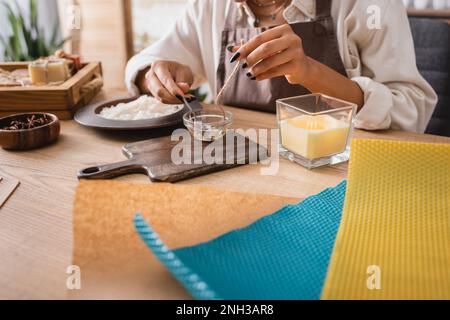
[0,0,68,61]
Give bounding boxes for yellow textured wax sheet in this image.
[322,139,450,300]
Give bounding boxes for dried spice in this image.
[1,114,52,131]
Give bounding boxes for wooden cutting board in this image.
[78,132,268,183]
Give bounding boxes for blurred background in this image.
[0,0,449,90]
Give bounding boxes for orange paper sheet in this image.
[71,180,298,299]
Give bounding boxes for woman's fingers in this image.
[147,72,181,104]
[227,45,240,53]
[177,82,191,94]
[245,38,289,68]
[153,63,186,97]
[254,61,296,81]
[174,67,194,93]
[228,24,306,83]
[230,24,290,62]
[144,60,195,104]
[249,47,296,78]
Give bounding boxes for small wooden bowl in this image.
[0,113,60,150]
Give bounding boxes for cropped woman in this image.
[126,0,437,133]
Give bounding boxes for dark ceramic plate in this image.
[74,96,194,131]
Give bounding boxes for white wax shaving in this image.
[99,96,183,121]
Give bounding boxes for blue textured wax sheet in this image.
[134,181,346,300]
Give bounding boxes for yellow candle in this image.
[280,114,350,160]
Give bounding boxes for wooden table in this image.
[1,90,449,300]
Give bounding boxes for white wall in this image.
[0,0,60,61]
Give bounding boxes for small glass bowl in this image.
[183,110,233,142]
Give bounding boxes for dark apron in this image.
[216,0,347,113]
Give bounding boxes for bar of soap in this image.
[29,59,69,85]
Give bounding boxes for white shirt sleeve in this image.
[125,0,207,95]
[341,0,438,133]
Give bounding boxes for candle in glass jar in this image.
[280,114,350,160]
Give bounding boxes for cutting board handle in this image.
[78,160,147,180]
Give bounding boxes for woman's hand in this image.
[229,24,311,85]
[230,24,365,109]
[138,60,194,104]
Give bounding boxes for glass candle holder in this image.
[277,93,357,169]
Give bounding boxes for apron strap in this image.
[315,0,332,19]
[224,1,240,30]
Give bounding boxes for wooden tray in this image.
[0,62,103,118]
